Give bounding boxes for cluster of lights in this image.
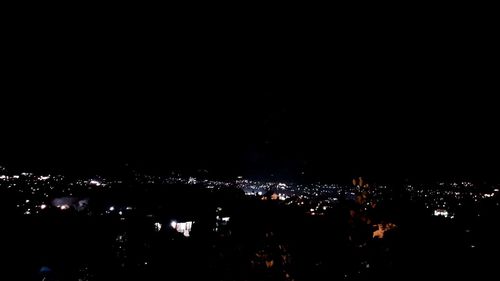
[154,222,162,232]
[89,180,102,186]
[170,220,194,237]
[433,209,454,218]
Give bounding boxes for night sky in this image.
[2,20,499,182]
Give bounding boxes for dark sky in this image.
[1,18,499,182]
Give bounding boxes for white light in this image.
[39,176,50,180]
[433,209,449,217]
[171,221,194,237]
[40,204,47,210]
[26,199,30,203]
[154,222,162,232]
[118,211,123,215]
[60,205,69,210]
[90,180,101,186]
[109,206,115,211]
[258,192,263,196]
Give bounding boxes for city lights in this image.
[1,166,499,279]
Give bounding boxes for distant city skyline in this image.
[2,94,499,182]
